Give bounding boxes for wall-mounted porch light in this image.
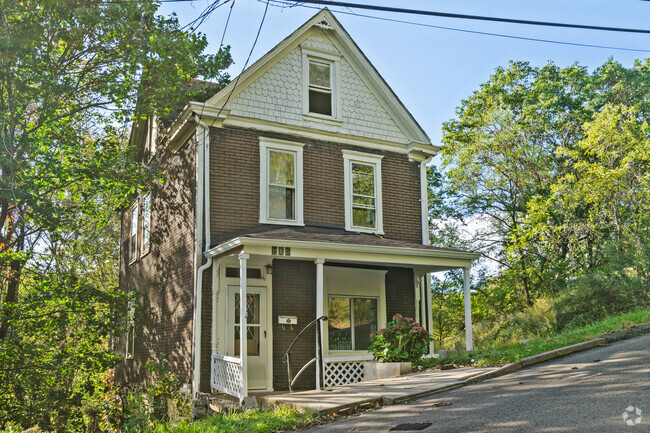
[265,264,273,275]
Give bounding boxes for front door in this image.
[227,286,267,390]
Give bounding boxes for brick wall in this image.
[117,136,197,387]
[210,126,423,244]
[385,267,415,322]
[271,259,317,391]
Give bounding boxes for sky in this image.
[159,0,650,152]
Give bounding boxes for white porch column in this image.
[239,253,249,398]
[463,267,473,351]
[414,274,421,324]
[315,258,325,390]
[211,261,220,353]
[425,274,434,354]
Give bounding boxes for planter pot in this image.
[362,361,411,381]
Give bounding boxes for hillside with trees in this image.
[430,59,650,348]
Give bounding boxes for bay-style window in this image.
[342,150,384,234]
[259,138,304,225]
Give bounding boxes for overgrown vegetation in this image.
[419,307,650,368]
[147,406,329,433]
[431,59,650,350]
[0,0,231,431]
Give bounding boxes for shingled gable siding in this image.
[272,259,317,391]
[209,125,423,244]
[117,136,197,387]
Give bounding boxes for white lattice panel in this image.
[211,354,244,399]
[323,361,364,387]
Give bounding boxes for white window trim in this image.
[259,137,305,226]
[342,149,384,234]
[323,267,386,357]
[141,193,151,257]
[125,300,135,360]
[128,201,138,264]
[301,47,341,121]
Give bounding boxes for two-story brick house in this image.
[119,8,479,401]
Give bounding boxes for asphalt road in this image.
[306,333,650,433]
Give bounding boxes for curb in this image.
[385,337,610,405]
[463,338,608,384]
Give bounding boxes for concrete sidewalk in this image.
[260,367,494,413]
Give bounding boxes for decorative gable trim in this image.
[205,8,432,147]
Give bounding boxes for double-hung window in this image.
[129,203,138,263]
[343,150,384,234]
[308,60,333,116]
[259,138,304,225]
[302,48,340,120]
[141,193,151,255]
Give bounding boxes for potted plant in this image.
[364,314,432,380]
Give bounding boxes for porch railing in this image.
[211,353,244,400]
[283,315,328,392]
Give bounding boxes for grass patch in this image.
[149,405,330,433]
[420,307,650,368]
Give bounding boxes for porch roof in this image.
[205,227,480,272]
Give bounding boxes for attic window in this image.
[309,60,332,116]
[301,48,340,120]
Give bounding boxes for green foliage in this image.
[473,298,555,347]
[369,314,432,362]
[0,0,232,431]
[144,406,328,433]
[81,358,192,433]
[419,307,650,369]
[555,231,650,330]
[441,59,650,307]
[0,269,129,431]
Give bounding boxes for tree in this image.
[441,59,650,306]
[0,1,232,430]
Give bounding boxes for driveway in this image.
[305,333,649,432]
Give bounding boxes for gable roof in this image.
[205,8,432,146]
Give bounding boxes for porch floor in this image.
[260,367,496,413]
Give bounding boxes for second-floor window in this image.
[259,138,304,226]
[343,150,384,234]
[141,193,151,255]
[129,203,138,263]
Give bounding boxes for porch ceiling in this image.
[205,227,479,272]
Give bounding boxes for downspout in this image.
[420,157,435,354]
[192,115,212,398]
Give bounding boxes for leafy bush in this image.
[369,314,432,362]
[474,298,556,346]
[555,271,649,330]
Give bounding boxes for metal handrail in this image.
[283,315,328,392]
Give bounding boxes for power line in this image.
[219,0,236,47]
[288,0,650,34]
[213,0,271,122]
[267,0,650,53]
